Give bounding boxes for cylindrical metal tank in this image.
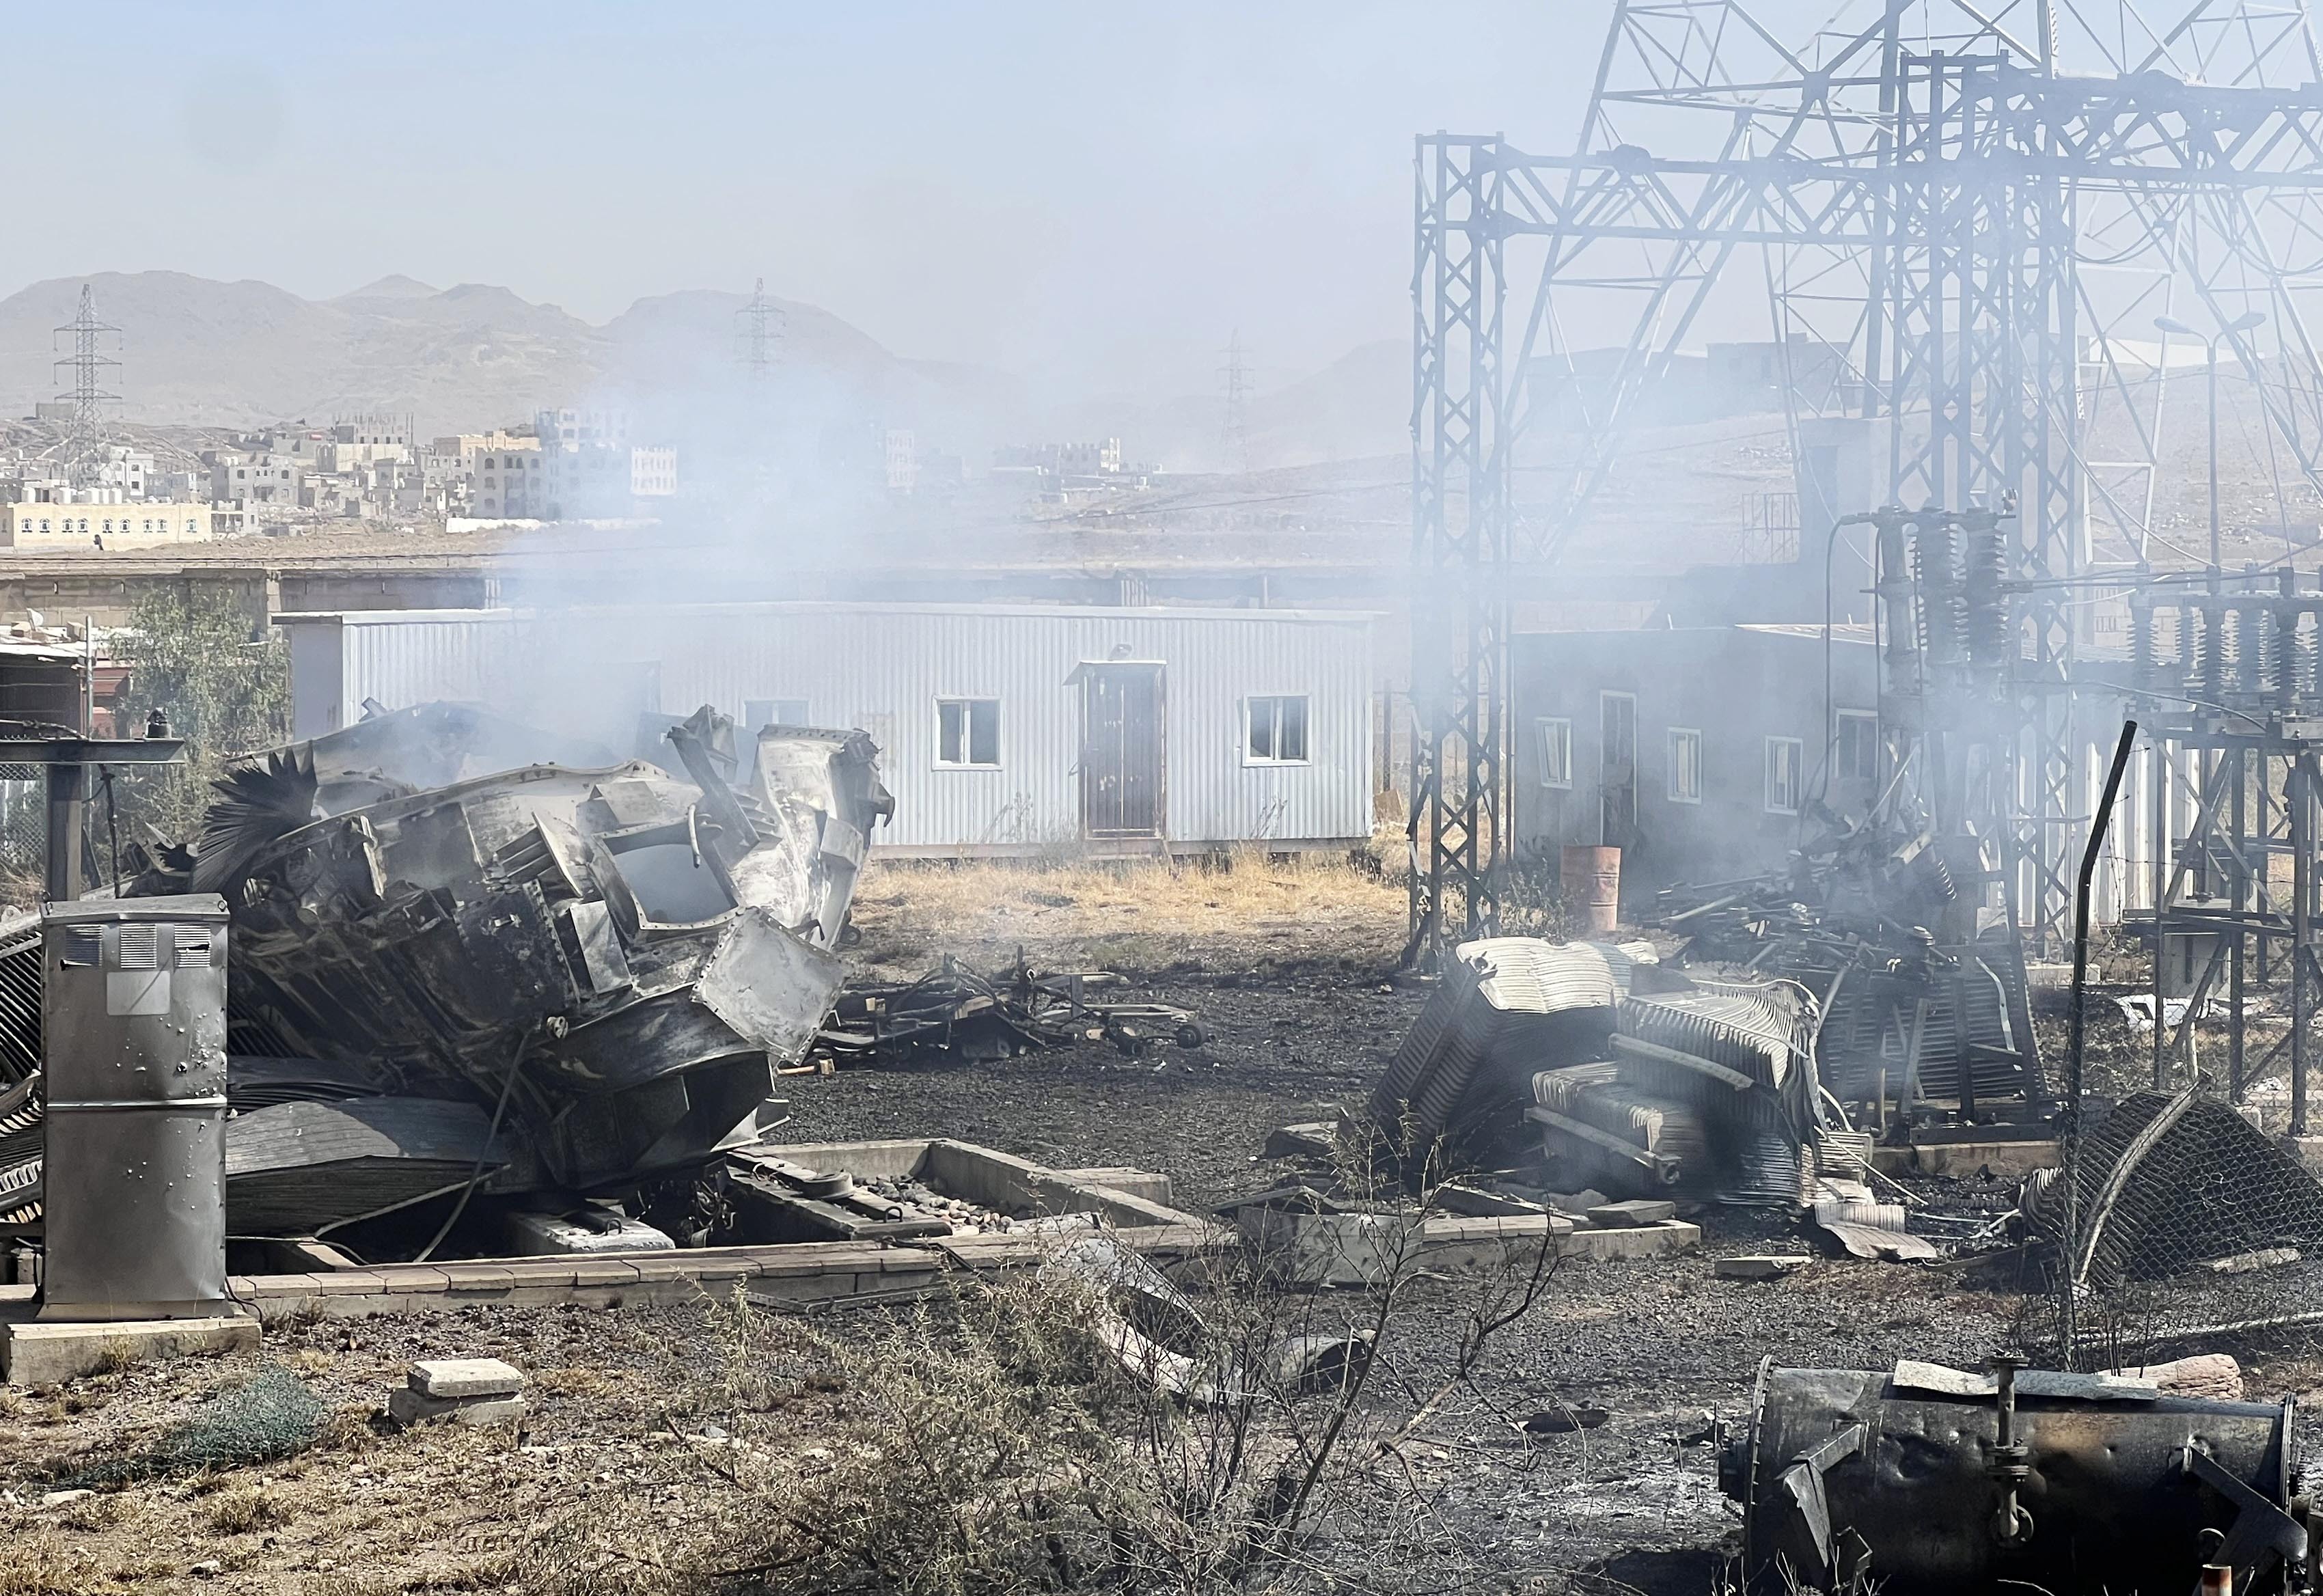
[1560,846,1621,935]
[38,896,231,1321]
[1724,1364,2300,1595]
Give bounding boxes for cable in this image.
[411,1022,545,1265]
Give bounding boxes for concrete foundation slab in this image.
[3,1315,259,1386]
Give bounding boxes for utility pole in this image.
[1220,329,1251,474]
[51,285,120,483]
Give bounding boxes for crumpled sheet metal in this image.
[121,702,892,1210]
[1811,1195,1938,1262]
[1369,938,1656,1147]
[1526,978,1824,1206]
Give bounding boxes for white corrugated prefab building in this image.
[273,603,1376,857]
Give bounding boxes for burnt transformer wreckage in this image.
[0,700,898,1251]
[1664,499,2049,1131]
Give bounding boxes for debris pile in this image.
[1652,816,2042,1125]
[1372,937,1852,1209]
[819,957,1203,1065]
[0,699,895,1250]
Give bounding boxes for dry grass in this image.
[203,1483,292,1536]
[853,840,1407,974]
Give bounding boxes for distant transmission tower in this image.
[1220,329,1251,473]
[735,277,782,379]
[51,284,120,478]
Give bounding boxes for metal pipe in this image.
[2066,720,2139,1366]
[2295,754,2313,1136]
[1987,1354,2032,1546]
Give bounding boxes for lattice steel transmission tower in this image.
[735,277,782,379]
[1220,330,1252,473]
[1409,0,2323,963]
[51,284,120,480]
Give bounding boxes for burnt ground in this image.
[7,877,2323,1595]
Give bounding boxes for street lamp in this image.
[2156,309,2268,581]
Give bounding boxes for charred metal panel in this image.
[39,896,232,1321]
[1728,1364,2300,1595]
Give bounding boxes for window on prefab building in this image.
[1246,695,1309,763]
[745,698,810,729]
[935,698,1000,767]
[1668,728,1702,803]
[1835,711,1879,782]
[1537,717,1573,788]
[1765,737,1805,815]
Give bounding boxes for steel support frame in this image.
[1408,136,1511,965]
[1409,1,2323,959]
[2133,578,2323,1133]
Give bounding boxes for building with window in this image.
[1,501,216,545]
[471,441,543,517]
[271,602,1376,857]
[1511,622,1880,902]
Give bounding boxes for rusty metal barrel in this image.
[1560,846,1621,935]
[1723,1363,2302,1595]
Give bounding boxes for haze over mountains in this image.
[0,272,1407,473]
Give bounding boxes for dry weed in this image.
[204,1482,292,1535]
[521,1189,1559,1596]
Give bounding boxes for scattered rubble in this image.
[1713,1254,1810,1280]
[817,956,1205,1064]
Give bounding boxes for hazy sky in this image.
[16,2,1604,399]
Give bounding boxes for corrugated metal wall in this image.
[290,603,1376,851]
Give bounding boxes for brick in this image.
[410,1358,525,1399]
[389,1388,527,1427]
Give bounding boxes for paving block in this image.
[3,1315,259,1386]
[1715,1254,1811,1281]
[1586,1200,1678,1228]
[411,1357,525,1399]
[389,1387,527,1427]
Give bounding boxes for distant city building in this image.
[471,440,544,517]
[535,408,630,448]
[213,452,300,507]
[631,444,678,498]
[884,430,918,494]
[995,439,1127,476]
[2,501,215,544]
